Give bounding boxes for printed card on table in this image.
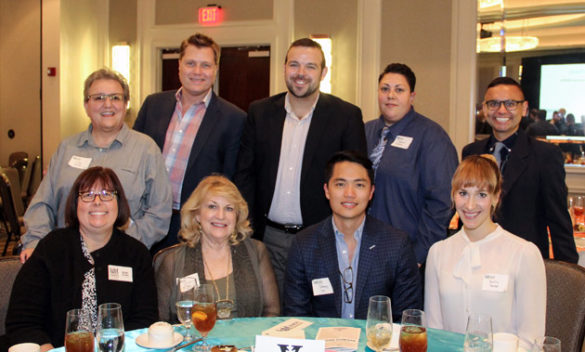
[256,335,325,352]
[262,318,313,339]
[315,327,360,351]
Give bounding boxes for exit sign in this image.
[198,6,223,25]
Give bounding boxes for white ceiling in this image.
[478,0,585,50]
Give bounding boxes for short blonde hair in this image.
[451,154,502,214]
[179,175,252,247]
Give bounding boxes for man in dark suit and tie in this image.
[234,38,367,295]
[134,33,246,253]
[463,77,578,263]
[283,151,421,320]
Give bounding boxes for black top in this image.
[6,227,158,347]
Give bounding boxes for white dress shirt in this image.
[424,225,546,348]
[267,93,318,224]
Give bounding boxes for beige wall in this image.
[380,0,454,130]
[294,0,358,104]
[0,0,41,165]
[155,0,273,25]
[109,0,138,122]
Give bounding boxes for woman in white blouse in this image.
[424,154,546,347]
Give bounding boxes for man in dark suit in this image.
[234,38,367,295]
[134,33,245,253]
[283,151,421,320]
[463,77,578,263]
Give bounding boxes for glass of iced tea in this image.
[366,295,393,352]
[191,284,217,352]
[399,309,427,352]
[64,308,94,352]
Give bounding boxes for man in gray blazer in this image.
[134,33,245,253]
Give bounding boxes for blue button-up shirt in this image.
[332,217,365,319]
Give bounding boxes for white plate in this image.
[135,332,184,349]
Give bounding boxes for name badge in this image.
[312,278,334,296]
[391,135,413,150]
[482,273,508,292]
[176,273,200,292]
[108,265,133,283]
[68,155,92,169]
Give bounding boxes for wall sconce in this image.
[310,34,332,94]
[112,43,131,84]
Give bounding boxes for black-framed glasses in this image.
[78,190,117,202]
[339,266,353,304]
[484,99,524,111]
[87,93,125,103]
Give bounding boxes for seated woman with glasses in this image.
[155,175,279,321]
[424,155,545,348]
[6,167,157,351]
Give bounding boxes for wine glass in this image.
[64,308,94,352]
[96,303,125,352]
[532,336,561,352]
[400,309,428,352]
[366,295,393,352]
[191,284,217,352]
[464,313,492,352]
[176,277,197,341]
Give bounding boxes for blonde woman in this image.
[155,175,279,321]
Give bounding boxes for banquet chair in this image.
[8,152,28,187]
[27,155,42,204]
[0,256,22,336]
[544,259,585,352]
[0,172,25,256]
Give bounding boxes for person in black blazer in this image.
[283,151,421,321]
[134,33,245,253]
[234,38,366,295]
[463,77,578,263]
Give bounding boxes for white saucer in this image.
[135,331,184,349]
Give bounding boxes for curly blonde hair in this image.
[179,175,253,247]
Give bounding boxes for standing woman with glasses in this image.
[6,167,158,351]
[19,68,172,263]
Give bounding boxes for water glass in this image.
[96,303,125,352]
[64,309,94,352]
[464,313,493,352]
[532,336,561,352]
[400,309,427,352]
[176,277,197,341]
[366,295,393,352]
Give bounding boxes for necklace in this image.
[202,247,234,319]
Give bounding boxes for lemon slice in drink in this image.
[192,311,208,321]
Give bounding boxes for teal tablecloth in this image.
[52,316,464,351]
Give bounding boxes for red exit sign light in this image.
[199,6,223,25]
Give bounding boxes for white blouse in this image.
[424,225,546,346]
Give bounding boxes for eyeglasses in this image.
[87,93,125,103]
[484,99,524,111]
[78,190,117,202]
[339,266,353,304]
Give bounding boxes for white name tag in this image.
[176,273,200,292]
[312,277,334,296]
[108,265,133,282]
[391,135,413,150]
[482,273,509,292]
[68,155,92,169]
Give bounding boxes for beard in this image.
[286,74,320,99]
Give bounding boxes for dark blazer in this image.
[134,90,246,205]
[462,130,578,263]
[234,92,366,236]
[283,216,422,321]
